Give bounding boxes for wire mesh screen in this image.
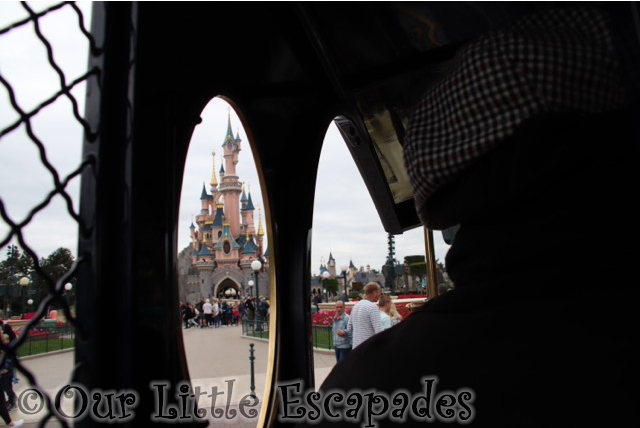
[0,1,97,425]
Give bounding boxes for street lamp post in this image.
[64,283,73,322]
[19,276,30,319]
[64,282,73,306]
[340,264,349,302]
[251,260,263,332]
[248,280,254,297]
[321,271,330,302]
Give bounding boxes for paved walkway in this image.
[11,324,337,427]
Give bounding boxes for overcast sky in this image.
[1,2,450,273]
[0,1,90,261]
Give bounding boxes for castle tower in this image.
[240,186,250,234]
[219,113,243,237]
[327,252,336,278]
[319,257,328,275]
[200,183,212,214]
[243,189,256,235]
[348,259,357,282]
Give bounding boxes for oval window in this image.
[223,240,231,254]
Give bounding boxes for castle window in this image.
[223,240,231,255]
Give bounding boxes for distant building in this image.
[177,115,269,303]
[311,255,382,297]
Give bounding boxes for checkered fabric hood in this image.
[404,7,626,225]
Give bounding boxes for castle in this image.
[177,115,269,303]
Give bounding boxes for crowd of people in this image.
[331,282,402,362]
[179,295,270,329]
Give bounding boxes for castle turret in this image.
[241,231,258,256]
[240,186,249,234]
[200,183,209,213]
[328,252,336,277]
[242,189,256,235]
[257,207,265,256]
[210,151,218,191]
[219,113,243,237]
[241,187,248,207]
[348,259,358,282]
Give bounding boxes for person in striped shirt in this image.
[347,282,384,348]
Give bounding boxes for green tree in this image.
[34,247,76,309]
[0,245,33,283]
[322,278,339,295]
[0,245,38,315]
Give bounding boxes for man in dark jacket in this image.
[0,311,16,343]
[301,6,640,427]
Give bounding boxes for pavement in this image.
[11,324,337,427]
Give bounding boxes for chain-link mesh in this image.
[0,1,98,425]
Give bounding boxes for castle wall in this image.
[177,244,270,302]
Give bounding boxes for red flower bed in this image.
[14,328,57,338]
[395,302,412,319]
[312,302,413,325]
[311,307,351,326]
[397,294,428,299]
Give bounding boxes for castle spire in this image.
[246,191,255,210]
[200,183,208,200]
[257,207,265,236]
[223,110,235,147]
[210,150,218,187]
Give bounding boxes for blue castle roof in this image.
[212,206,225,227]
[214,224,241,250]
[246,192,255,210]
[242,236,258,254]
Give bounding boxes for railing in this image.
[241,318,270,339]
[15,325,75,357]
[310,324,333,349]
[241,320,334,350]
